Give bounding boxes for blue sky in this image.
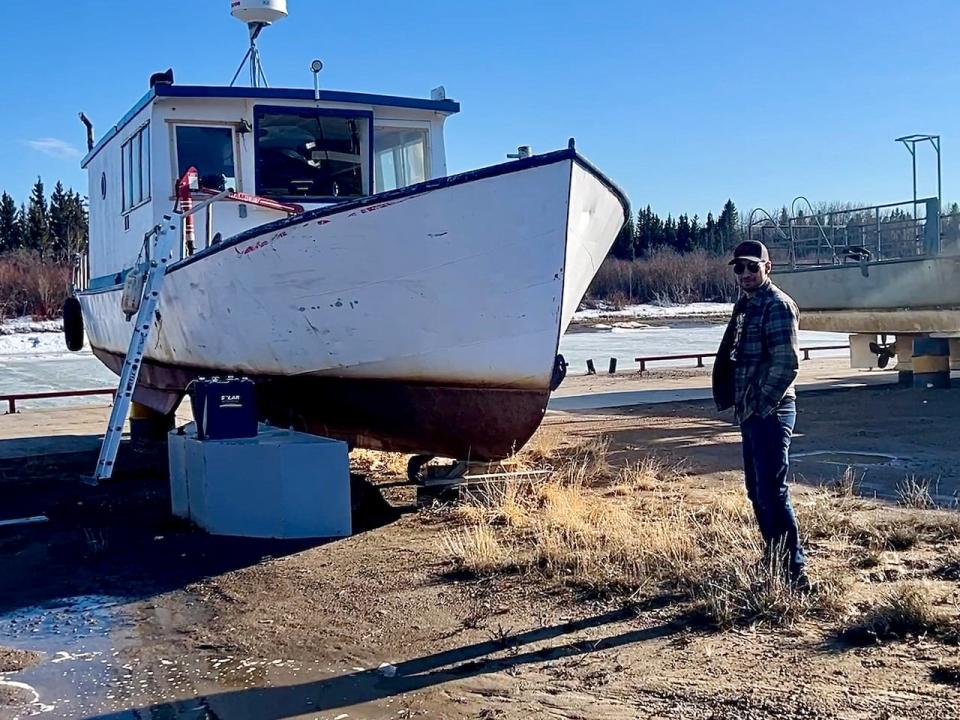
[2,0,958,219]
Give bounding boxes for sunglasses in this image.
[733,261,761,275]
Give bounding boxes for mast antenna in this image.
[229,1,289,88]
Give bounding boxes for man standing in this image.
[712,239,808,589]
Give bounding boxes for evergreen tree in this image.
[25,177,50,256]
[612,217,635,260]
[0,192,20,253]
[663,214,677,250]
[68,191,89,257]
[634,205,660,257]
[717,199,739,251]
[647,208,664,252]
[704,212,718,253]
[689,214,701,249]
[676,213,692,253]
[49,181,69,262]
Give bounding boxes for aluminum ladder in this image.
[90,215,179,484]
[89,187,234,484]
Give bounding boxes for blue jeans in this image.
[740,397,805,575]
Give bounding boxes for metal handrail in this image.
[633,345,849,374]
[751,197,941,268]
[2,388,116,414]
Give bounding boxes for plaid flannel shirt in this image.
[729,281,800,423]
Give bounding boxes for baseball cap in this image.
[729,239,770,265]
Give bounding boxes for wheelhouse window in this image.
[122,123,150,211]
[254,106,371,201]
[175,126,237,192]
[375,128,428,192]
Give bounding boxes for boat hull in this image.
[79,149,627,459]
[93,349,548,459]
[774,255,960,333]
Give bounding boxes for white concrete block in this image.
[168,423,351,539]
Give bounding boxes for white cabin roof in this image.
[81,83,460,169]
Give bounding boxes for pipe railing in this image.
[633,345,849,375]
[2,388,116,414]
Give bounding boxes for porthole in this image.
[100,172,107,199]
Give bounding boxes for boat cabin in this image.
[80,81,460,287]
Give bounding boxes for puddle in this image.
[0,595,350,718]
[792,450,902,467]
[0,595,131,717]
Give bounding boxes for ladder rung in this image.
[91,214,177,484]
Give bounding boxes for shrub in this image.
[0,250,71,321]
[587,248,739,305]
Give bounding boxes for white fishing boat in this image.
[68,1,629,461]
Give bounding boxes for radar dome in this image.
[230,0,288,25]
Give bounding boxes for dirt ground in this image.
[1,381,960,719]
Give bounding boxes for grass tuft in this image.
[839,583,954,645]
[897,475,936,509]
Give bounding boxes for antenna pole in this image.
[230,22,269,88]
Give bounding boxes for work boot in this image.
[790,567,813,595]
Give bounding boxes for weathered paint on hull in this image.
[94,349,548,460]
[81,150,628,459]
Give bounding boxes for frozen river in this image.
[559,323,848,375]
[0,311,849,408]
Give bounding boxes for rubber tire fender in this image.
[63,296,84,351]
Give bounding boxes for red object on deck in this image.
[198,188,303,215]
[176,167,199,252]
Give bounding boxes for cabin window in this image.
[254,106,371,201]
[374,128,428,192]
[121,123,150,212]
[175,126,237,192]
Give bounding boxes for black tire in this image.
[63,297,84,351]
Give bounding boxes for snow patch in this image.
[575,302,733,321]
[0,317,71,356]
[0,317,63,335]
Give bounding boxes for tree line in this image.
[0,178,88,263]
[612,199,743,260]
[611,198,960,262]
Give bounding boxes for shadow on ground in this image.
[81,607,676,719]
[0,437,399,616]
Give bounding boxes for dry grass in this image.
[587,248,739,305]
[442,440,850,627]
[0,250,71,321]
[826,466,862,499]
[933,550,960,581]
[511,428,567,472]
[911,511,960,541]
[840,583,957,645]
[350,449,409,477]
[897,475,937,509]
[440,437,960,634]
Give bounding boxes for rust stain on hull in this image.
[94,350,550,461]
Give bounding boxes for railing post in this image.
[8,398,15,414]
[696,356,704,368]
[875,207,881,260]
